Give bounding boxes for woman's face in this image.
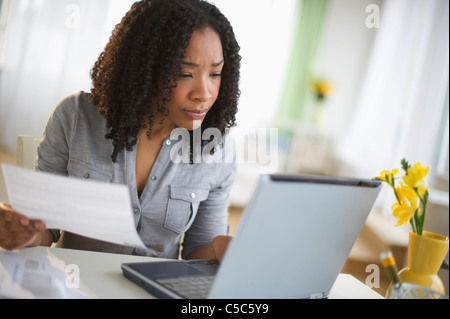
[165,27,224,131]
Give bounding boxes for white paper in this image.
[1,164,145,249]
[0,251,90,299]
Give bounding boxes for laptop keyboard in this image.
[156,275,215,299]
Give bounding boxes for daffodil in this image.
[373,159,430,235]
[402,162,430,196]
[374,169,401,202]
[374,169,399,186]
[311,79,333,101]
[391,183,420,227]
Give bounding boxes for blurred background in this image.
[0,0,448,295]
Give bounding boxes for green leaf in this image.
[401,158,410,172]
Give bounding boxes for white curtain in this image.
[0,0,135,152]
[337,0,449,179]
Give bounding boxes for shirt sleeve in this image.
[35,94,79,175]
[181,135,237,259]
[35,94,79,242]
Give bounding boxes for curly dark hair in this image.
[90,0,241,162]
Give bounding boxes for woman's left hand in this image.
[185,235,233,261]
[211,235,232,262]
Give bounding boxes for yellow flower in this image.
[373,169,399,187]
[375,159,431,234]
[391,183,420,227]
[314,82,333,95]
[402,162,430,195]
[311,79,333,101]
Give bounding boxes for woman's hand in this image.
[211,235,232,262]
[185,235,233,261]
[0,203,47,250]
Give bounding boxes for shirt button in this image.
[134,208,140,215]
[84,173,90,179]
[150,176,157,181]
[165,140,171,146]
[190,192,196,199]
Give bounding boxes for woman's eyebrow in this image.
[181,59,224,67]
[212,59,224,67]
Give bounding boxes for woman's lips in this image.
[183,109,208,120]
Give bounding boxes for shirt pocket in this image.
[164,185,210,234]
[67,158,113,182]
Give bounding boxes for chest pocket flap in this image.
[68,158,113,182]
[165,185,209,234]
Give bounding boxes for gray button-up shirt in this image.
[36,92,236,259]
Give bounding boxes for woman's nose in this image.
[190,77,213,102]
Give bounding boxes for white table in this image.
[9,246,382,299]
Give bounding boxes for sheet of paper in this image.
[0,251,90,299]
[1,164,145,249]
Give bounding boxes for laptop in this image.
[121,174,382,299]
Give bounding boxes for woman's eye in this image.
[211,73,222,78]
[180,73,192,78]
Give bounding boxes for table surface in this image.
[9,246,383,299]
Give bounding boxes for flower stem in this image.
[391,176,402,204]
[412,188,428,235]
[409,215,417,234]
[414,210,422,235]
[419,192,428,235]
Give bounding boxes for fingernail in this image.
[34,221,44,230]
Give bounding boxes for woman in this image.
[0,0,240,260]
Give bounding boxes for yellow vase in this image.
[387,231,449,298]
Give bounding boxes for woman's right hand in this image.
[0,203,47,250]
